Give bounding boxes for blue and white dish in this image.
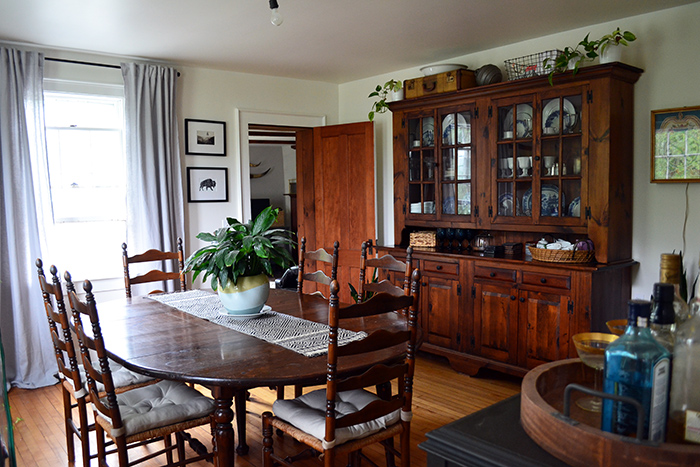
[568,197,581,217]
[503,104,533,138]
[541,185,563,217]
[442,114,469,145]
[521,185,563,217]
[542,98,577,134]
[443,196,455,215]
[422,120,435,146]
[498,192,513,216]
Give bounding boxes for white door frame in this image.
[236,109,326,221]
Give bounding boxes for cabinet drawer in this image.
[474,266,516,282]
[522,271,571,290]
[423,260,459,276]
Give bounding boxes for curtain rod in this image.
[45,57,180,76]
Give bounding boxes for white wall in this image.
[338,2,700,302]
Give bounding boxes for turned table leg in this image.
[235,389,249,455]
[211,386,236,467]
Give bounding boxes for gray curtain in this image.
[0,47,56,388]
[121,63,184,295]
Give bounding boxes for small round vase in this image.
[217,274,270,316]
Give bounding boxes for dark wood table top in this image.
[97,288,407,390]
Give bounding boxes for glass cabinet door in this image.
[439,109,473,218]
[407,115,436,216]
[540,92,584,221]
[495,100,534,222]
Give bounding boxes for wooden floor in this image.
[9,353,521,466]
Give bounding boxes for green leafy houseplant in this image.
[184,206,295,290]
[368,79,402,122]
[544,28,636,85]
[595,27,636,56]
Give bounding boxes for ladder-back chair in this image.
[263,270,421,467]
[296,237,339,298]
[122,237,186,297]
[357,241,413,302]
[65,272,215,467]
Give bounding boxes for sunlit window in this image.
[43,92,127,280]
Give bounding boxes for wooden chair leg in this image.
[262,412,274,467]
[276,386,285,400]
[400,423,410,467]
[294,385,303,398]
[77,398,91,467]
[164,433,173,464]
[62,388,76,463]
[235,390,249,455]
[175,432,187,463]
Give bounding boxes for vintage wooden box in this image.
[404,69,476,99]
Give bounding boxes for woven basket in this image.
[527,245,595,263]
[410,231,436,248]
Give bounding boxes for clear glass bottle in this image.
[601,299,671,442]
[650,282,676,353]
[667,281,700,444]
[659,253,691,324]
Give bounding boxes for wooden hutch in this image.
[382,63,643,377]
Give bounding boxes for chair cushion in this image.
[100,379,214,436]
[272,388,400,446]
[79,359,156,392]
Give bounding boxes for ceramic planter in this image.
[599,45,622,64]
[217,274,270,316]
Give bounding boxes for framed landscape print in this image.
[651,106,700,183]
[187,167,228,203]
[185,119,226,156]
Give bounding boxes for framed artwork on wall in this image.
[185,119,226,156]
[187,167,228,203]
[651,106,700,183]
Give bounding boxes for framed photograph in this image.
[187,167,228,203]
[185,119,226,156]
[651,106,700,183]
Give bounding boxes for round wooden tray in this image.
[521,359,700,466]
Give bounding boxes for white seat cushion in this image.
[79,359,156,392]
[99,379,214,437]
[272,388,400,446]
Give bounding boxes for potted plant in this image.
[544,34,597,85]
[594,27,636,63]
[184,206,295,315]
[368,79,403,121]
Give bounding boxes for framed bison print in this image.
[187,167,228,203]
[185,119,226,156]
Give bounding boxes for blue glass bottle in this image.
[601,299,671,442]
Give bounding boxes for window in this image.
[43,91,127,280]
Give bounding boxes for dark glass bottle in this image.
[650,282,676,353]
[601,299,671,442]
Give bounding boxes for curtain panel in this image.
[0,47,56,388]
[121,63,185,295]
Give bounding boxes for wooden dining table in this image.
[96,288,409,466]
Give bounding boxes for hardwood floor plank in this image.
[9,353,521,466]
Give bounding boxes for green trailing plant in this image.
[368,79,402,122]
[184,206,295,290]
[544,28,636,86]
[595,27,636,56]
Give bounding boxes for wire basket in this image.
[527,245,595,263]
[504,50,562,81]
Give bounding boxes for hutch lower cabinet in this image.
[378,248,633,376]
[384,63,642,376]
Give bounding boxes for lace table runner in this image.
[147,289,366,357]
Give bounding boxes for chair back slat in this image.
[358,241,413,301]
[296,237,339,297]
[324,268,420,445]
[122,237,186,297]
[65,273,124,431]
[336,330,410,357]
[335,363,408,393]
[334,397,404,430]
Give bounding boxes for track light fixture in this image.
[269,0,283,26]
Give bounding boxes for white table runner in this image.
[147,289,366,357]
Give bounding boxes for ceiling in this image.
[1,0,697,84]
